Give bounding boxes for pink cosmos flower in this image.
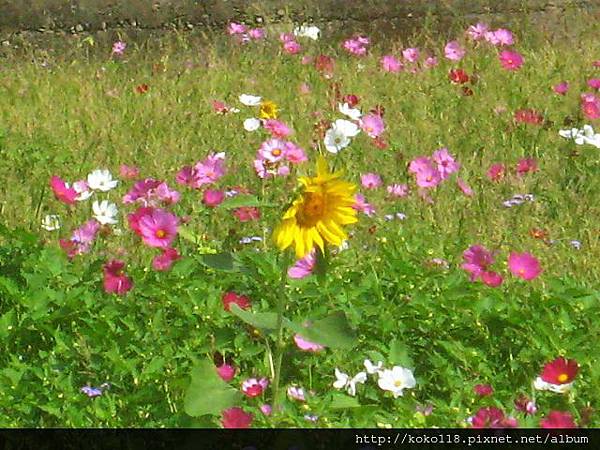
[222,291,251,312]
[387,183,409,198]
[487,163,505,181]
[343,36,369,56]
[233,207,260,222]
[409,157,442,188]
[432,147,460,179]
[264,119,292,138]
[50,176,78,205]
[112,41,126,55]
[514,109,544,125]
[221,407,253,428]
[127,206,154,236]
[216,363,236,382]
[137,208,179,248]
[485,28,514,46]
[227,22,246,35]
[152,247,180,272]
[380,55,403,72]
[352,194,376,217]
[287,386,306,402]
[277,165,290,176]
[284,142,307,164]
[424,56,439,67]
[587,78,600,90]
[293,334,325,352]
[507,252,542,280]
[444,41,466,61]
[103,260,133,296]
[552,81,569,95]
[456,178,474,197]
[260,404,272,416]
[283,40,302,55]
[361,173,382,189]
[279,32,294,43]
[259,138,287,163]
[471,407,518,428]
[462,245,495,281]
[481,271,503,287]
[581,93,600,120]
[299,82,311,94]
[123,178,180,206]
[402,47,420,63]
[474,384,494,396]
[241,378,269,397]
[60,219,100,258]
[360,114,385,138]
[119,164,139,179]
[202,189,225,208]
[540,357,578,385]
[499,50,524,71]
[467,22,489,40]
[192,153,226,187]
[288,250,316,279]
[516,158,538,176]
[248,28,265,40]
[540,411,577,428]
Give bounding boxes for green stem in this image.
[271,251,291,413]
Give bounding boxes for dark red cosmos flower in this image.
[342,94,359,107]
[103,259,133,295]
[222,291,251,312]
[135,83,150,94]
[516,158,538,176]
[462,86,474,96]
[314,55,335,77]
[474,384,494,397]
[233,206,260,222]
[221,407,253,428]
[471,407,518,428]
[541,357,579,385]
[514,108,544,125]
[449,68,469,84]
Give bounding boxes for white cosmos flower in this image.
[339,102,362,120]
[293,25,321,40]
[41,214,60,231]
[92,200,118,225]
[364,359,384,375]
[323,119,360,154]
[87,169,118,192]
[239,94,262,106]
[533,377,574,394]
[243,117,261,132]
[559,125,600,148]
[333,368,367,396]
[377,366,416,398]
[73,180,93,201]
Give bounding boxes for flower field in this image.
[0,9,599,428]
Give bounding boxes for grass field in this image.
[0,7,599,428]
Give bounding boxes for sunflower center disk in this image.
[297,192,326,227]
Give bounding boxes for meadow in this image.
[0,8,599,428]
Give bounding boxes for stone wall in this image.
[0,0,596,33]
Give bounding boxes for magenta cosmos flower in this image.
[486,163,505,181]
[288,250,316,279]
[581,93,600,120]
[222,291,251,312]
[540,357,578,385]
[241,378,269,398]
[444,41,466,61]
[50,176,78,205]
[202,189,225,208]
[361,172,382,189]
[137,208,179,248]
[432,147,460,180]
[380,55,403,73]
[216,362,236,382]
[507,252,542,280]
[221,407,253,428]
[474,384,494,396]
[227,22,246,35]
[103,260,133,295]
[540,411,577,428]
[360,114,385,138]
[552,81,569,95]
[352,194,376,217]
[470,407,518,428]
[409,157,442,188]
[499,50,524,71]
[264,119,292,138]
[152,247,180,271]
[462,245,494,280]
[123,178,180,206]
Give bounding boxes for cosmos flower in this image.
[112,41,126,55]
[377,366,416,398]
[499,50,524,71]
[466,22,489,40]
[288,250,317,279]
[222,291,251,312]
[50,176,78,205]
[287,386,306,401]
[333,368,367,396]
[360,173,382,189]
[92,200,118,225]
[339,102,362,120]
[241,378,269,397]
[87,169,118,192]
[380,55,403,72]
[103,259,133,295]
[137,208,179,248]
[508,252,542,280]
[474,384,494,396]
[540,411,577,428]
[470,407,518,428]
[152,247,180,271]
[360,114,385,138]
[534,357,578,394]
[243,118,261,132]
[293,25,320,40]
[553,81,569,95]
[352,194,376,217]
[444,41,466,61]
[387,183,409,198]
[293,333,325,352]
[239,94,262,106]
[221,407,253,428]
[402,47,420,63]
[324,119,361,153]
[202,189,225,208]
[216,362,236,382]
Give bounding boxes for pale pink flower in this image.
[293,334,325,352]
[387,183,409,198]
[259,138,287,163]
[424,56,439,67]
[264,119,292,138]
[191,152,226,187]
[119,164,139,179]
[152,248,181,271]
[279,32,295,43]
[248,28,265,40]
[380,55,403,72]
[457,178,474,197]
[112,41,126,55]
[485,28,514,46]
[432,147,460,179]
[288,250,316,279]
[343,37,368,56]
[444,41,466,61]
[284,142,307,164]
[353,194,376,216]
[60,219,100,258]
[361,173,382,189]
[283,40,302,55]
[402,47,420,63]
[360,114,385,138]
[467,23,489,40]
[228,22,246,35]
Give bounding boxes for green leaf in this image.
[199,253,245,272]
[220,194,273,210]
[184,360,241,417]
[389,339,414,369]
[329,393,361,409]
[291,312,356,349]
[178,226,202,245]
[0,309,15,339]
[229,304,280,332]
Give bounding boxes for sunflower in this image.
[273,157,358,258]
[259,100,278,120]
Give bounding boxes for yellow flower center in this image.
[518,268,525,275]
[297,192,326,227]
[394,380,403,388]
[272,148,282,157]
[156,229,166,238]
[557,373,568,383]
